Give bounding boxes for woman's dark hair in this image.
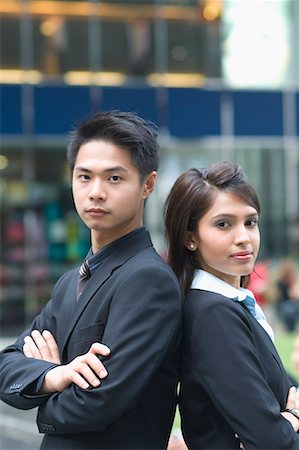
[164,161,261,297]
[67,110,159,180]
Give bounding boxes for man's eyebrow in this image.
[74,166,128,174]
[74,166,92,173]
[103,166,128,174]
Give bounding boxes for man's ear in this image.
[142,171,157,199]
[184,231,198,252]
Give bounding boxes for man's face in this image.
[72,139,156,252]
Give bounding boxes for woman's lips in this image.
[231,251,252,261]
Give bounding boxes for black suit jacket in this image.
[180,289,299,450]
[0,229,182,449]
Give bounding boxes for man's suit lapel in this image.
[61,260,118,354]
[55,270,78,349]
[60,229,153,355]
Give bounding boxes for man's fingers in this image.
[85,349,109,378]
[88,342,111,356]
[42,330,61,364]
[75,353,107,379]
[69,371,90,390]
[88,342,110,378]
[71,362,101,388]
[23,342,34,358]
[40,346,109,394]
[23,330,61,364]
[31,330,53,360]
[23,335,42,359]
[88,353,108,379]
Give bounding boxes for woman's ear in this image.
[184,232,197,252]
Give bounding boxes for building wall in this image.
[1,0,299,333]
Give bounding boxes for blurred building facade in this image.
[1,0,299,333]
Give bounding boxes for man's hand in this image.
[41,342,110,393]
[23,330,110,393]
[23,330,61,364]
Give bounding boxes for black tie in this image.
[77,259,91,299]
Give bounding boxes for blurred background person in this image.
[247,260,270,308]
[292,334,299,381]
[275,259,299,333]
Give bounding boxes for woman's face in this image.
[189,191,260,289]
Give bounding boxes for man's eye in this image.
[109,175,121,182]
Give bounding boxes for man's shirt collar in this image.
[87,226,145,275]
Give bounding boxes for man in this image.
[0,111,182,449]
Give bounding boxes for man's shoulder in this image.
[116,246,180,295]
[128,245,176,275]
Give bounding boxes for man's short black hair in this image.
[67,110,160,179]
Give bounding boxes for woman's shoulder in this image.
[186,288,233,304]
[184,289,242,316]
[183,289,251,333]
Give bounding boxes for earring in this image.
[189,243,196,251]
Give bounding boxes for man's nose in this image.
[89,179,107,201]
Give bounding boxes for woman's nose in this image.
[234,225,250,244]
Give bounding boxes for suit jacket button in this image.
[9,382,23,390]
[40,423,55,432]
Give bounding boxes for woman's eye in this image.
[246,218,258,227]
[216,221,229,228]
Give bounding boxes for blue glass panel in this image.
[0,85,22,134]
[168,88,221,138]
[233,91,283,136]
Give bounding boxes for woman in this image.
[164,161,299,449]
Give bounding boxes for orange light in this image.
[40,19,57,36]
[202,0,222,22]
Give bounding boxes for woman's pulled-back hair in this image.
[164,161,260,297]
[67,110,159,180]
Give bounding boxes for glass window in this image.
[0,147,89,333]
[1,1,222,82]
[1,18,20,68]
[34,17,89,74]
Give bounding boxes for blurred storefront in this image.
[1,0,299,333]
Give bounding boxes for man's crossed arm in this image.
[23,329,110,393]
